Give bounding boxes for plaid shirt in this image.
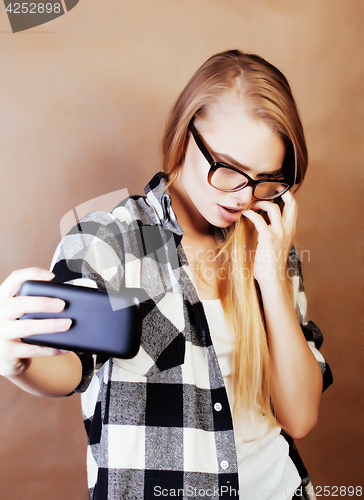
[51,172,333,500]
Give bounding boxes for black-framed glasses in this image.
[189,122,292,201]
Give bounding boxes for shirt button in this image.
[214,402,222,412]
[220,460,229,470]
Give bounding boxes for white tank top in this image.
[201,298,301,500]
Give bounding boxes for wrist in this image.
[256,273,291,299]
[255,263,288,287]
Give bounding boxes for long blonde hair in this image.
[162,50,308,428]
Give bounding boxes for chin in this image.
[216,221,236,229]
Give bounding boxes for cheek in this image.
[182,144,211,194]
[189,169,214,205]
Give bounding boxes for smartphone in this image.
[19,280,144,358]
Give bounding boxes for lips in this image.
[217,204,243,223]
[223,206,241,213]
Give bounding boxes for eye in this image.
[259,172,284,181]
[257,175,275,181]
[223,168,240,177]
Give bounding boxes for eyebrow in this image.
[190,123,283,178]
[213,152,283,178]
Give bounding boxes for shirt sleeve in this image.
[288,246,333,392]
[49,210,126,394]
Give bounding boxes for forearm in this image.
[260,278,323,439]
[7,351,82,398]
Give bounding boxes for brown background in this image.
[0,1,363,498]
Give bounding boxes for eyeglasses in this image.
[189,122,292,201]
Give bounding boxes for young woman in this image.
[0,50,332,499]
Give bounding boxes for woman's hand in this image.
[0,268,71,378]
[242,191,298,287]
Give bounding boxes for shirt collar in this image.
[144,172,183,237]
[144,171,225,244]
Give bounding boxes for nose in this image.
[232,186,255,208]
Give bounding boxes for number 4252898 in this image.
[312,486,362,496]
[5,3,62,14]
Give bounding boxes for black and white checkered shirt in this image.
[51,172,333,500]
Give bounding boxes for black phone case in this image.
[19,280,143,359]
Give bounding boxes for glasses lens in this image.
[210,166,249,191]
[254,182,289,200]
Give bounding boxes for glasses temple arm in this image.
[189,122,215,166]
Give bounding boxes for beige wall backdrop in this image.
[0,1,363,498]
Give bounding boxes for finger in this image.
[3,317,72,341]
[0,268,55,302]
[249,201,283,229]
[281,191,298,226]
[0,295,65,321]
[242,209,271,235]
[0,341,68,377]
[0,341,66,371]
[12,341,67,359]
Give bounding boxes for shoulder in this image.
[50,189,164,284]
[62,192,156,243]
[112,194,161,227]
